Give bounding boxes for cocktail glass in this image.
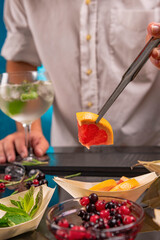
[0,71,54,161]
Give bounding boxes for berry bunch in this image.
[0,174,12,191]
[25,169,48,189]
[51,193,138,240]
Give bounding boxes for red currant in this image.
[0,183,5,190]
[100,209,110,219]
[32,179,39,185]
[69,226,86,240]
[58,218,69,228]
[95,200,106,211]
[123,215,136,225]
[56,229,68,239]
[4,174,12,181]
[90,214,99,223]
[118,205,131,215]
[80,196,90,206]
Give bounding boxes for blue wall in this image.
[0,0,53,144]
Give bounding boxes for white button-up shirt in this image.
[1,0,160,146]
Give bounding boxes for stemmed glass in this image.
[0,71,54,161]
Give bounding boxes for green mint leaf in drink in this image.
[20,91,38,102]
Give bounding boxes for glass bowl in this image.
[46,196,144,240]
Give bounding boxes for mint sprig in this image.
[0,186,43,227]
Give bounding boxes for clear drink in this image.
[0,81,54,124]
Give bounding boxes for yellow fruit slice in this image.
[110,178,140,192]
[76,112,114,149]
[89,179,117,191]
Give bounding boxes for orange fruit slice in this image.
[116,176,129,185]
[110,178,140,192]
[76,112,114,149]
[89,179,117,191]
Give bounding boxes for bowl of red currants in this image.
[46,193,144,240]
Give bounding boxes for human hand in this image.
[0,131,49,163]
[147,22,160,69]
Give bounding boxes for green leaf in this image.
[0,203,28,216]
[18,196,24,209]
[64,172,81,179]
[10,200,22,209]
[10,190,19,196]
[0,179,10,183]
[24,172,39,183]
[142,176,160,208]
[0,216,10,227]
[5,212,32,225]
[23,186,35,213]
[30,186,43,218]
[22,159,48,166]
[20,91,38,101]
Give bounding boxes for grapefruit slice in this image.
[76,112,114,149]
[110,178,140,192]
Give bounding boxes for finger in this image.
[32,136,49,156]
[147,22,160,38]
[151,47,160,60]
[0,141,7,163]
[14,133,28,158]
[3,136,16,162]
[150,56,160,69]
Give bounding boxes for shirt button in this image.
[86,34,91,41]
[86,69,92,75]
[87,101,93,108]
[86,0,91,4]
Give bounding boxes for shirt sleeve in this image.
[1,0,41,66]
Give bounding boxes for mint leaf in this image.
[0,203,28,216]
[30,186,43,218]
[0,216,10,227]
[18,196,24,210]
[5,212,32,225]
[23,186,34,213]
[10,200,22,209]
[20,91,38,101]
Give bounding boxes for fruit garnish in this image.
[116,176,129,185]
[76,112,114,149]
[89,179,117,191]
[110,178,140,192]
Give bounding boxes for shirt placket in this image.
[80,0,98,113]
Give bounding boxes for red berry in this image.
[32,179,39,185]
[95,200,106,211]
[56,229,68,239]
[58,218,69,228]
[90,214,99,223]
[0,183,5,190]
[100,209,110,219]
[123,215,136,225]
[4,174,11,181]
[118,205,131,215]
[69,226,86,240]
[80,196,90,206]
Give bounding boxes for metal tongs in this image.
[96,37,160,123]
